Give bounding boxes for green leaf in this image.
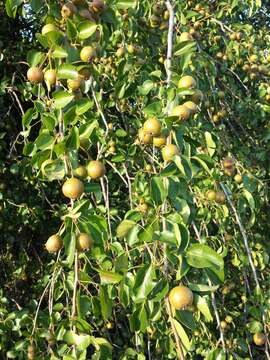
[174,41,196,57]
[52,47,68,58]
[35,131,54,150]
[64,232,76,268]
[143,101,162,116]
[186,244,224,281]
[79,120,98,139]
[194,295,213,322]
[133,264,155,303]
[150,177,168,205]
[247,320,263,334]
[57,64,78,80]
[41,159,65,180]
[188,283,219,293]
[63,331,91,351]
[78,21,98,40]
[76,98,93,115]
[98,271,123,284]
[138,80,155,95]
[172,319,191,351]
[114,0,137,9]
[27,50,45,67]
[100,286,113,319]
[53,91,74,109]
[205,131,216,157]
[116,219,136,239]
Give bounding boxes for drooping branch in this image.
[165,0,175,87]
[192,221,226,352]
[220,183,260,290]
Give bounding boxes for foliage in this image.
[1,0,270,359]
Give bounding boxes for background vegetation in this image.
[0,0,270,359]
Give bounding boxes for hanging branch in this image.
[220,183,260,290]
[192,221,226,352]
[165,298,185,360]
[165,0,175,87]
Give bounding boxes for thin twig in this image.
[71,251,79,324]
[220,183,260,290]
[31,280,52,336]
[89,77,109,135]
[192,221,226,352]
[165,0,175,87]
[165,297,185,360]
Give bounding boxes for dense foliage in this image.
[1,0,270,359]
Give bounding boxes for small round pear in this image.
[143,118,162,136]
[183,101,198,115]
[27,67,44,83]
[162,144,180,162]
[253,333,266,346]
[62,178,84,199]
[41,23,57,35]
[179,32,194,42]
[76,233,93,251]
[87,160,106,179]
[138,128,152,144]
[44,69,57,85]
[45,234,63,253]
[169,285,193,310]
[171,105,191,121]
[80,46,96,62]
[178,75,197,89]
[206,190,216,201]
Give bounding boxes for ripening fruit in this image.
[163,10,169,20]
[87,160,106,179]
[206,190,216,201]
[61,2,77,18]
[179,32,193,42]
[234,174,243,184]
[79,67,91,80]
[168,285,193,310]
[224,167,236,177]
[171,105,191,121]
[225,315,233,323]
[178,75,197,89]
[80,46,96,62]
[76,233,93,251]
[153,136,166,148]
[249,54,258,63]
[253,333,266,346]
[223,157,234,169]
[220,321,228,330]
[191,89,203,104]
[183,101,198,115]
[74,166,87,179]
[116,47,125,58]
[218,91,225,100]
[92,0,106,13]
[41,23,57,35]
[45,234,63,253]
[150,15,161,27]
[143,118,162,136]
[62,178,84,199]
[67,78,82,91]
[44,69,57,85]
[162,144,180,162]
[27,345,35,360]
[127,44,136,54]
[152,3,163,14]
[230,32,237,41]
[27,67,44,83]
[138,128,152,144]
[215,191,226,204]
